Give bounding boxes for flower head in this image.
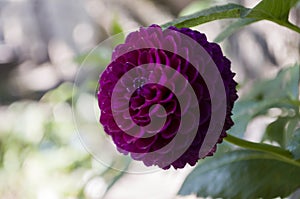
[98,24,238,169]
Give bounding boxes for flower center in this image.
[133,77,147,89]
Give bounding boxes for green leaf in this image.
[163,0,300,41]
[228,100,257,137]
[214,18,258,42]
[286,118,299,140]
[229,64,300,137]
[214,141,234,157]
[41,82,74,103]
[244,64,300,101]
[287,128,300,160]
[179,150,300,199]
[261,115,300,160]
[110,18,125,46]
[264,117,289,147]
[162,4,250,28]
[285,64,300,100]
[74,47,111,67]
[229,98,288,137]
[215,0,300,42]
[111,18,123,35]
[247,0,298,21]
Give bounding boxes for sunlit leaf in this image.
[162,4,250,28]
[214,0,300,42]
[247,0,298,21]
[163,0,300,40]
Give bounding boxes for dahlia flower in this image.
[98,24,238,169]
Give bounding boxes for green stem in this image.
[285,23,300,34]
[225,134,293,158]
[225,134,300,167]
[273,20,300,34]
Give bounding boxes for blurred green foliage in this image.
[0,19,129,198]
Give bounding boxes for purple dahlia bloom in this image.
[98,24,238,169]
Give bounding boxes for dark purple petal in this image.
[98,24,238,169]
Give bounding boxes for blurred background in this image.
[0,0,299,198]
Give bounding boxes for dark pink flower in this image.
[98,24,238,169]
